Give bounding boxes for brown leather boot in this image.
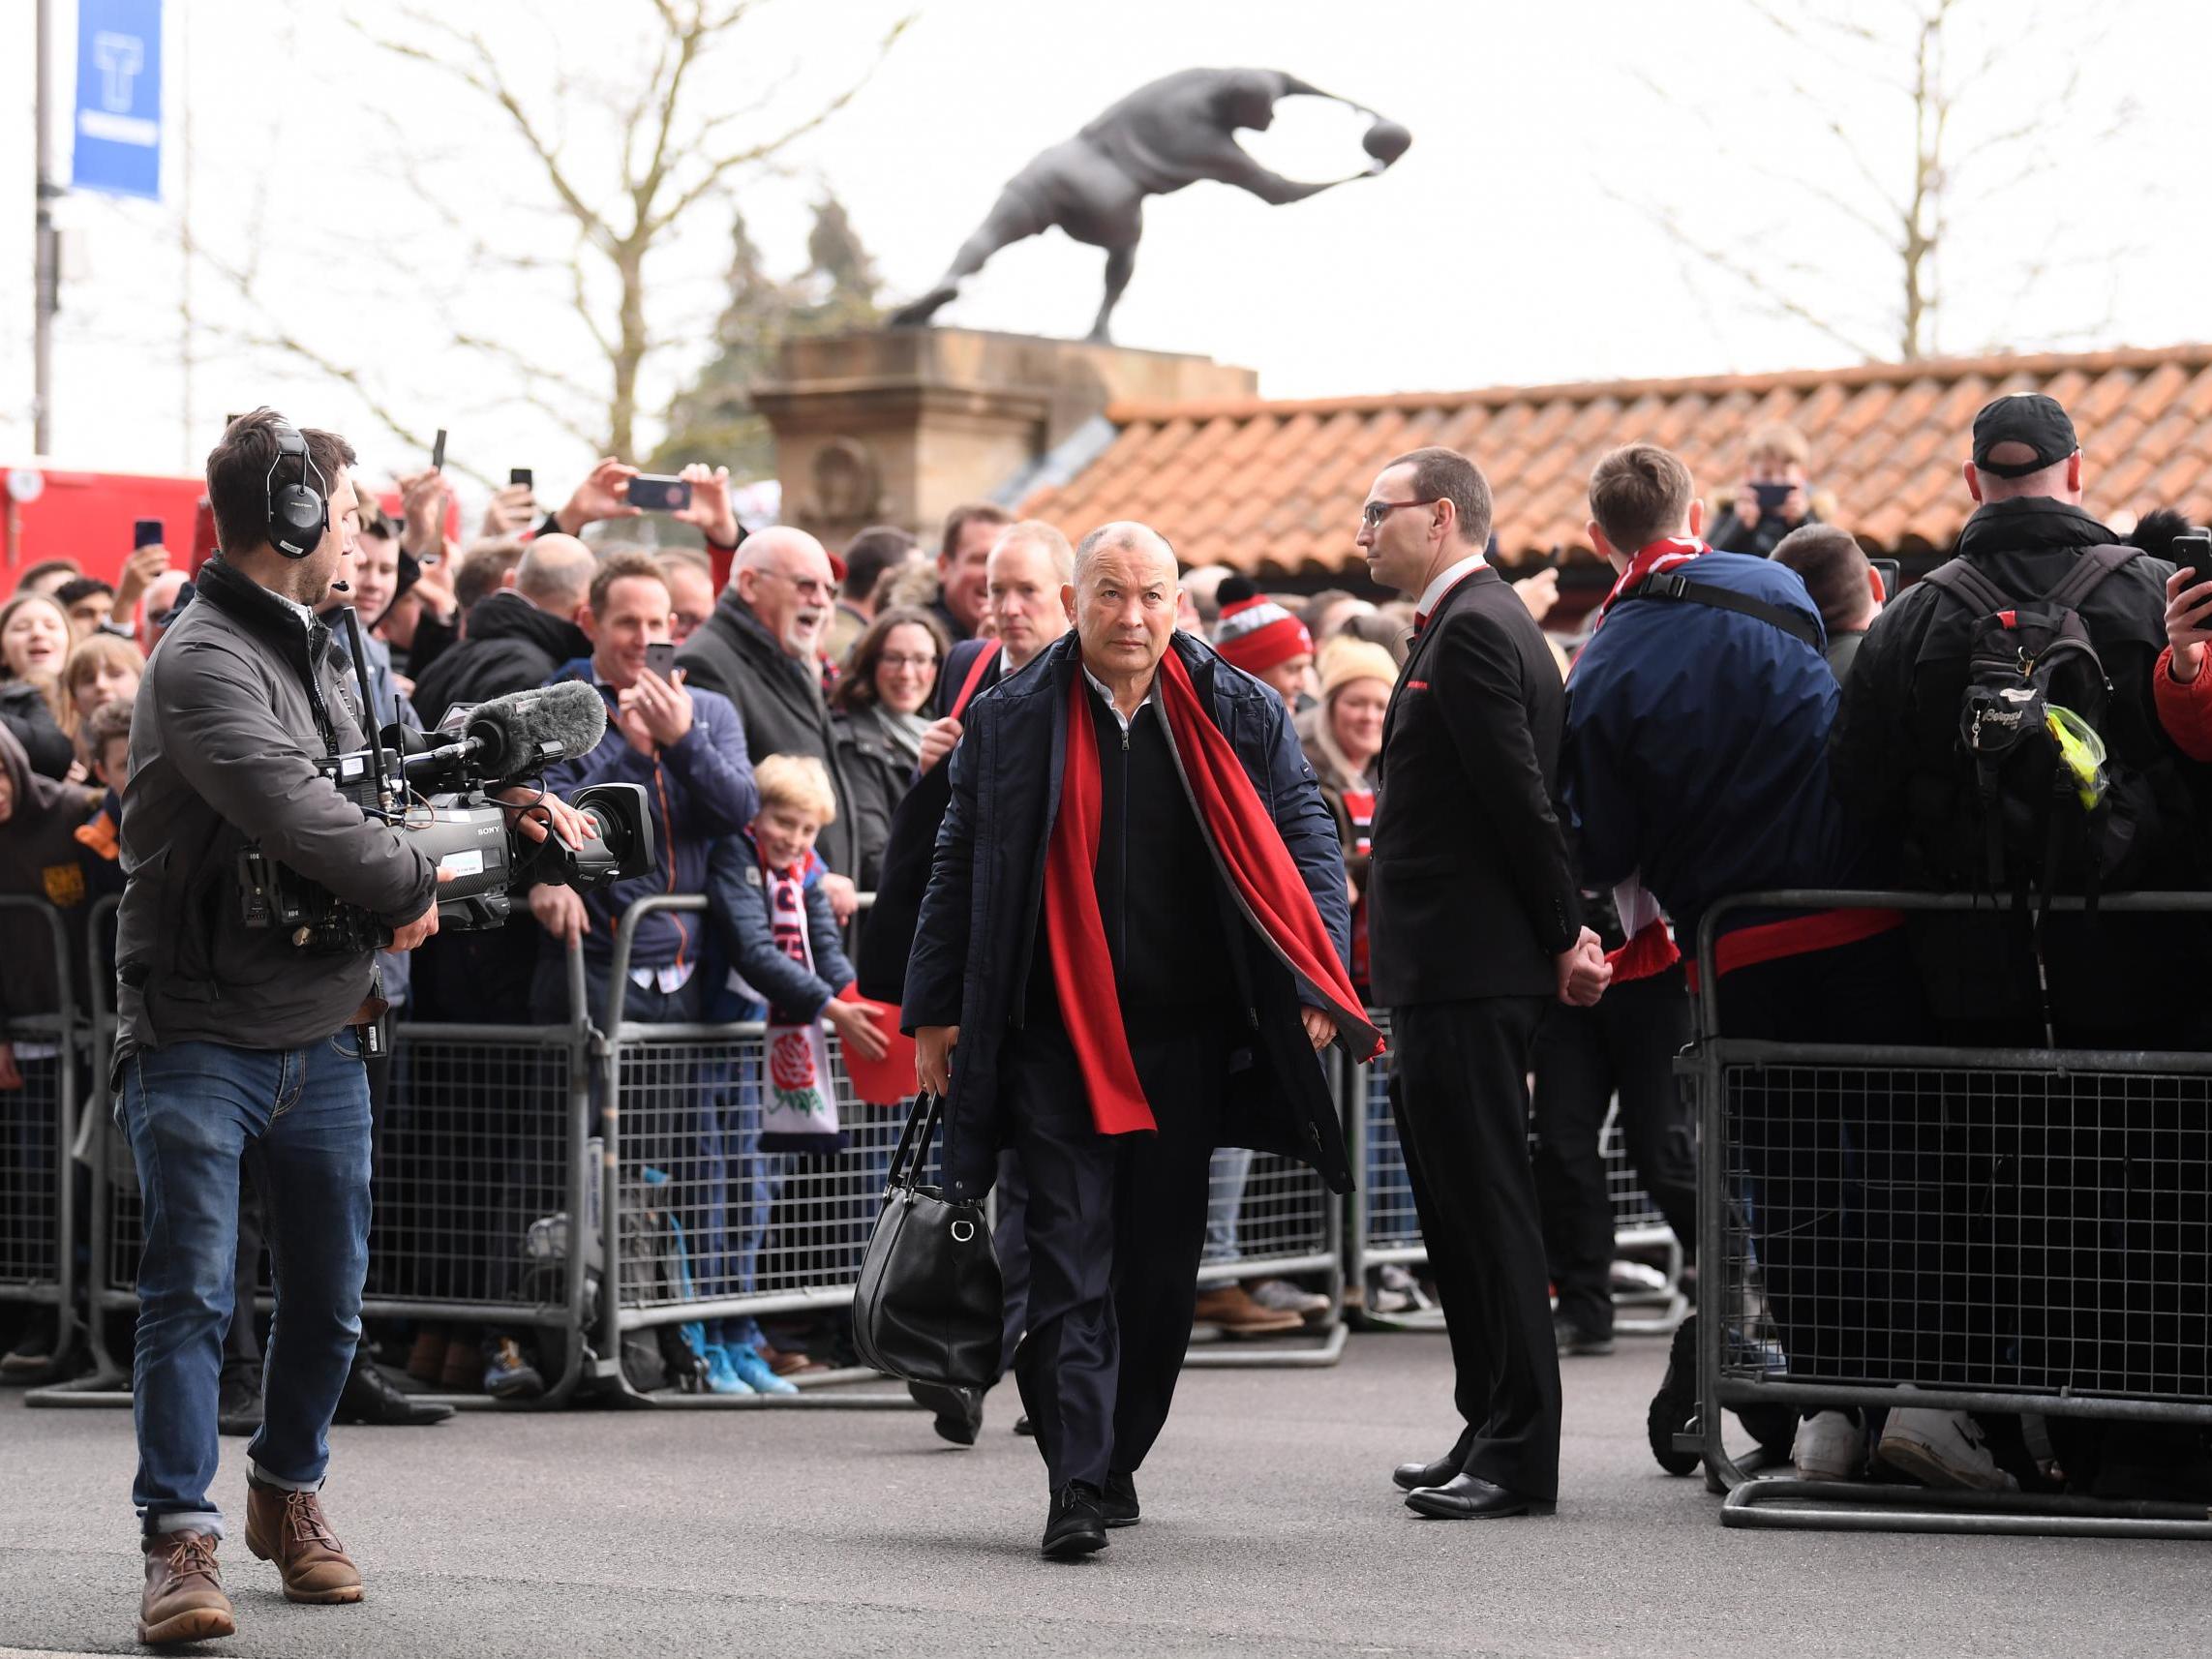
[138,1530,236,1644]
[244,1478,364,1604]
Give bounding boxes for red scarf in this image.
[1045,648,1385,1136]
[1589,537,1707,634]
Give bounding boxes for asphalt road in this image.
[2,1332,2206,1658]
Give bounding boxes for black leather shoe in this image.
[217,1367,262,1437]
[1392,1453,1462,1493]
[908,1381,983,1446]
[1100,1470,1139,1528]
[1042,1483,1109,1559]
[1405,1474,1555,1519]
[334,1355,455,1426]
[1014,1414,1034,1437]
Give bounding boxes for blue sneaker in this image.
[483,1337,544,1401]
[725,1342,799,1396]
[700,1344,755,1396]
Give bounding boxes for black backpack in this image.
[1909,545,2150,905]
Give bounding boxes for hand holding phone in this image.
[2162,541,2212,683]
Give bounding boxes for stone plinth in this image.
[751,328,1258,548]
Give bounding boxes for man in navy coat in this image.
[905,522,1374,1559]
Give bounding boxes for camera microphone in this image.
[410,680,607,781]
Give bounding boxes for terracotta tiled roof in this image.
[1017,344,2212,578]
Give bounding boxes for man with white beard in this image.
[678,527,861,899]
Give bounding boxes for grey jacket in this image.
[114,558,438,1063]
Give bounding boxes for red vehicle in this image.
[2,462,215,594]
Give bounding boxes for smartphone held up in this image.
[625,474,692,513]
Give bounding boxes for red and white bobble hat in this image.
[1212,577,1314,676]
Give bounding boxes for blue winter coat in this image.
[704,831,855,1019]
[1562,551,1868,950]
[903,630,1354,1200]
[539,659,759,972]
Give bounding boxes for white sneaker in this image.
[1792,1410,1865,1481]
[1877,1408,2019,1492]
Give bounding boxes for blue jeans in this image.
[118,1033,373,1536]
[1203,1146,1252,1266]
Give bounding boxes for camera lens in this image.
[566,783,656,885]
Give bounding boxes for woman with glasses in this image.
[831,606,951,890]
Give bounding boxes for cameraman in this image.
[111,409,591,1645]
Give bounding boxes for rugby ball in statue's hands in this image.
[1363,118,1413,166]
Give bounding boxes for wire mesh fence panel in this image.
[1358,1007,1686,1329]
[1718,1060,2212,1403]
[1603,1098,1674,1238]
[613,1027,933,1316]
[1360,1015,1425,1251]
[106,1151,142,1296]
[1199,1148,1332,1281]
[374,1028,579,1316]
[0,1020,71,1299]
[104,1028,582,1325]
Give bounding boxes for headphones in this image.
[264,415,328,559]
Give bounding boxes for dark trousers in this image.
[1531,967,1697,1338]
[1714,931,1931,1386]
[1004,1015,1226,1493]
[1390,996,1561,1500]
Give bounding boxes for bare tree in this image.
[1621,0,2141,362]
[347,0,906,458]
[188,3,897,470]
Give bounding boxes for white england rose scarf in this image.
[740,846,842,1154]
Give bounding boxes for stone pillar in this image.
[750,327,1257,549]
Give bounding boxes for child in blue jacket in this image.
[695,755,889,1394]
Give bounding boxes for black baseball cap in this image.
[1972,392,2078,478]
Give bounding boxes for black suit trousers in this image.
[1002,1014,1225,1493]
[1390,996,1561,1500]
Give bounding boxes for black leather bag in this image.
[851,1093,1004,1388]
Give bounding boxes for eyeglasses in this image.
[758,569,835,602]
[1360,498,1442,529]
[879,652,938,671]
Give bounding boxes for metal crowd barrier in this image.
[26,887,1354,1410]
[55,924,599,1409]
[1687,889,2212,1539]
[1347,1007,1689,1334]
[0,894,80,1368]
[596,895,1347,1397]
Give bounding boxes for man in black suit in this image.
[1359,445,1609,1519]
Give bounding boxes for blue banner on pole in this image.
[73,0,164,201]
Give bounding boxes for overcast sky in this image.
[3,0,2205,512]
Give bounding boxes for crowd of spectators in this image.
[5,392,2211,1510]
